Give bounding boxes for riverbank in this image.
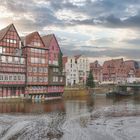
[0,86,113,101]
[63,86,113,98]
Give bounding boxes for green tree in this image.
[86,70,95,88]
[58,50,63,73]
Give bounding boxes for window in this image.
[33,67,37,73]
[8,56,13,63]
[60,77,63,82]
[0,75,3,81]
[18,75,21,80]
[0,47,2,53]
[44,68,48,73]
[53,68,59,72]
[42,59,45,64]
[9,39,16,44]
[28,77,32,82]
[9,75,13,81]
[6,39,10,43]
[31,57,34,63]
[44,77,48,82]
[28,67,32,72]
[53,61,58,65]
[53,76,58,82]
[39,77,43,82]
[1,56,6,62]
[22,75,25,81]
[14,75,17,81]
[56,76,58,82]
[41,49,45,53]
[20,58,25,64]
[2,48,5,53]
[31,57,46,64]
[14,57,19,63]
[5,75,8,81]
[35,58,38,63]
[53,76,55,82]
[34,41,40,47]
[33,77,37,82]
[38,67,43,73]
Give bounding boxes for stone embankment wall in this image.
[63,85,115,98]
[63,88,89,98]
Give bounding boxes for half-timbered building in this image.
[42,34,65,99]
[0,24,65,100]
[22,32,49,99]
[0,24,26,98]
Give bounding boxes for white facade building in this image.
[64,55,90,86]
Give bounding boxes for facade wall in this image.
[0,24,65,99]
[90,61,102,83]
[77,55,90,84]
[23,32,49,95]
[65,56,79,86]
[42,34,65,95]
[102,59,139,84]
[0,24,26,98]
[65,55,90,86]
[48,37,60,65]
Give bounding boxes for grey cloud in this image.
[1,0,140,29]
[62,47,140,60]
[122,38,140,46]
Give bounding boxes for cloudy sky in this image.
[0,0,140,63]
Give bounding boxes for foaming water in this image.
[0,95,140,140]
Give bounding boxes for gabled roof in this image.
[42,34,62,54]
[74,55,82,60]
[90,60,102,69]
[42,34,54,49]
[0,23,20,41]
[24,31,45,48]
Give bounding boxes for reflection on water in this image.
[0,95,140,140]
[0,95,140,116]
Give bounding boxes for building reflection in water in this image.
[0,95,140,116]
[0,100,65,114]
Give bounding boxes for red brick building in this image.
[90,60,102,83]
[102,58,139,84]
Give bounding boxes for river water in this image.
[0,95,140,140]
